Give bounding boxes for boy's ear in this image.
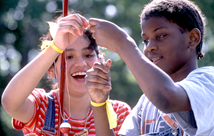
[47,65,56,78]
[188,28,201,49]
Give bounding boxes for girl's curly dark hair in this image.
[40,11,100,57]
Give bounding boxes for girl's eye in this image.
[85,54,95,58]
[66,55,73,59]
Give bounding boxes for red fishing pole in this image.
[58,0,68,135]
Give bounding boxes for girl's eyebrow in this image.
[65,47,90,52]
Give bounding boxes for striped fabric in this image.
[13,89,131,136]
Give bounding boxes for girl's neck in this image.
[59,91,91,119]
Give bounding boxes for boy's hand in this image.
[89,18,133,53]
[85,59,112,103]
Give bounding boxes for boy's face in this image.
[141,17,191,76]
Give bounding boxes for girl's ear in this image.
[47,65,56,78]
[188,28,201,49]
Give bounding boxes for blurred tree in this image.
[0,0,214,135]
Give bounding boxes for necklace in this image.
[73,106,90,136]
[56,61,90,135]
[58,91,91,136]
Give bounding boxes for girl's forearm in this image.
[2,46,60,113]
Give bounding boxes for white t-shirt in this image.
[118,97,182,135]
[119,66,214,136]
[174,66,214,136]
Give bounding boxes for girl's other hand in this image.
[53,14,89,51]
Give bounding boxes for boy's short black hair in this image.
[140,0,206,60]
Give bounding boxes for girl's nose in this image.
[74,58,87,67]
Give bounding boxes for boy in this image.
[85,0,214,135]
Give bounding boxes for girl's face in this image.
[141,17,191,77]
[55,35,98,95]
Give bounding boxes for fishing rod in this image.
[58,0,68,135]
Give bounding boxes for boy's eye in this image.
[143,39,149,45]
[157,34,166,39]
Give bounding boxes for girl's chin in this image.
[69,87,87,94]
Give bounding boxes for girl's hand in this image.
[85,59,112,103]
[53,14,89,51]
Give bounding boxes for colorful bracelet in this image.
[90,100,117,129]
[41,41,64,53]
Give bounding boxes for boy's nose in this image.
[144,40,158,53]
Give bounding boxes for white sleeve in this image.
[175,67,214,136]
[118,95,144,136]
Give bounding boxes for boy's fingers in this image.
[86,82,112,91]
[92,62,109,74]
[89,18,101,26]
[89,25,96,33]
[105,59,112,70]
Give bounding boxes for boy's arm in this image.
[92,106,115,136]
[89,18,191,113]
[85,59,115,136]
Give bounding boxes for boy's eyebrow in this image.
[141,26,168,37]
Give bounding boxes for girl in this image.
[2,13,131,136]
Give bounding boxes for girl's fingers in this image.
[60,14,89,30]
[57,26,78,36]
[77,14,89,28]
[58,21,83,35]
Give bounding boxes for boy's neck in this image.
[170,63,198,82]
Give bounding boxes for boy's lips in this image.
[151,57,162,65]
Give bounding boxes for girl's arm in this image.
[1,14,89,123]
[2,46,60,123]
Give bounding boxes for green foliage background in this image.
[0,0,214,135]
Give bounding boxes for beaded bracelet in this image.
[90,100,117,129]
